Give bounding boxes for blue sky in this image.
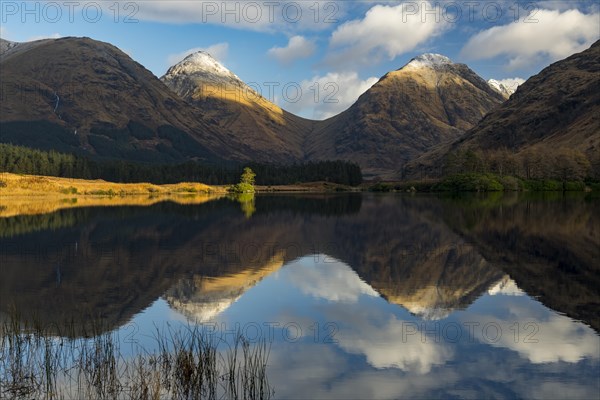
[2,1,598,119]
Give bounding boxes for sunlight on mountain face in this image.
[192,83,286,125]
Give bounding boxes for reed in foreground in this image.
[0,312,273,399]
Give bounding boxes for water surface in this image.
[1,193,598,399]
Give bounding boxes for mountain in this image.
[0,37,251,163]
[307,54,506,178]
[487,79,522,99]
[0,38,19,54]
[161,52,312,162]
[1,37,505,176]
[160,51,505,177]
[408,41,600,177]
[470,41,600,153]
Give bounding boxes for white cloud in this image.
[282,259,453,372]
[167,42,229,66]
[280,71,378,120]
[0,26,7,39]
[134,1,348,33]
[268,36,316,65]
[502,315,600,364]
[461,8,600,69]
[327,2,447,68]
[27,33,61,42]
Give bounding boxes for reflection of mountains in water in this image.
[1,193,598,335]
[164,253,285,323]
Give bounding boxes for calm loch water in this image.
[1,193,599,399]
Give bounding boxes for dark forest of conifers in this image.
[0,143,363,186]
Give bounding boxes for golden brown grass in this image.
[0,173,226,217]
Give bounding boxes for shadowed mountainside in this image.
[440,193,600,331]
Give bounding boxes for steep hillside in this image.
[308,54,505,178]
[407,41,600,178]
[0,37,245,163]
[161,52,312,162]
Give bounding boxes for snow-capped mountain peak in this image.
[163,51,242,86]
[404,53,453,70]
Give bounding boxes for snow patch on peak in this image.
[164,51,241,83]
[488,78,524,98]
[405,53,453,70]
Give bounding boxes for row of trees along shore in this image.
[0,143,362,186]
[444,148,599,181]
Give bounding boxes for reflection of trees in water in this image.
[438,192,600,331]
[0,207,90,238]
[253,194,363,216]
[233,193,256,218]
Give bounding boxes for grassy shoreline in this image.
[0,173,360,217]
[0,173,229,217]
[0,172,224,197]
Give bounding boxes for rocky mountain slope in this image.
[463,41,600,154]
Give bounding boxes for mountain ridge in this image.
[3,36,596,179]
[0,36,505,176]
[305,53,505,177]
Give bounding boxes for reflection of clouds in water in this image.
[336,314,453,372]
[267,340,599,400]
[524,381,599,400]
[498,315,599,363]
[318,298,453,373]
[463,302,600,364]
[166,255,598,399]
[286,258,379,303]
[267,342,458,399]
[284,259,452,372]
